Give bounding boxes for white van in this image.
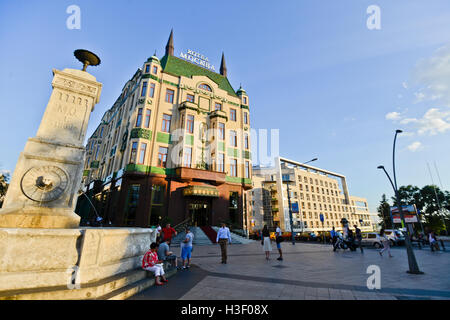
[361,232,383,248]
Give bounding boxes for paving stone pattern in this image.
[130,241,450,300]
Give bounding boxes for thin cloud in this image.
[407,141,422,152]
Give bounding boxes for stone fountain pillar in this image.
[0,60,102,228]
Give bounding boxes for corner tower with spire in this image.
[80,28,252,232]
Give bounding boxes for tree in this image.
[0,173,10,208]
[377,194,392,229]
[393,184,450,234]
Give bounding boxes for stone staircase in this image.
[170,227,256,247]
[211,226,255,244]
[170,227,214,247]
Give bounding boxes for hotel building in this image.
[248,157,376,234]
[78,30,252,228]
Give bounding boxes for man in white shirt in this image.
[216,223,232,264]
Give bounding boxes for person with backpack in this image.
[346,228,356,251]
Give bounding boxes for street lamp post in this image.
[285,158,318,245]
[377,129,423,274]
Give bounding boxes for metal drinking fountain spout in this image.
[74,49,101,71]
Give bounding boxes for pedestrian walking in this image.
[379,228,393,257]
[330,226,338,251]
[261,225,272,260]
[354,225,364,253]
[275,223,283,261]
[180,227,194,269]
[216,222,232,264]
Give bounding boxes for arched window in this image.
[198,83,212,92]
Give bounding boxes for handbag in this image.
[276,236,284,243]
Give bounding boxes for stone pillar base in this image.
[0,207,80,229]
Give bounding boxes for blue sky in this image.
[1,0,450,213]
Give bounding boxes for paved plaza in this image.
[131,241,450,300]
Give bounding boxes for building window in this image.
[229,192,239,224]
[158,147,168,168]
[218,153,225,172]
[165,89,174,103]
[149,185,165,226]
[245,161,250,179]
[243,96,247,104]
[152,66,158,74]
[244,134,249,150]
[219,123,225,140]
[186,115,194,134]
[149,83,155,98]
[183,147,192,167]
[141,81,147,97]
[230,130,237,147]
[161,114,171,133]
[136,108,143,127]
[215,102,222,111]
[198,83,212,91]
[186,94,194,103]
[230,158,237,177]
[230,109,236,121]
[130,142,138,163]
[244,112,248,124]
[144,109,151,128]
[138,143,147,164]
[124,184,140,226]
[145,65,150,73]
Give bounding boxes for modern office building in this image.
[248,157,376,234]
[78,30,252,228]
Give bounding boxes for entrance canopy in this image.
[182,185,219,197]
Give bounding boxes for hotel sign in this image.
[180,49,216,71]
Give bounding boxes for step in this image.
[0,268,147,300]
[99,267,178,300]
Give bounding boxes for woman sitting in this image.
[142,242,168,285]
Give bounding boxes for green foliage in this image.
[389,184,450,233]
[0,173,10,208]
[377,194,392,229]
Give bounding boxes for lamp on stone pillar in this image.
[0,50,103,229]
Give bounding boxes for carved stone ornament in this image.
[20,166,69,202]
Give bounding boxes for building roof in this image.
[160,55,237,97]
